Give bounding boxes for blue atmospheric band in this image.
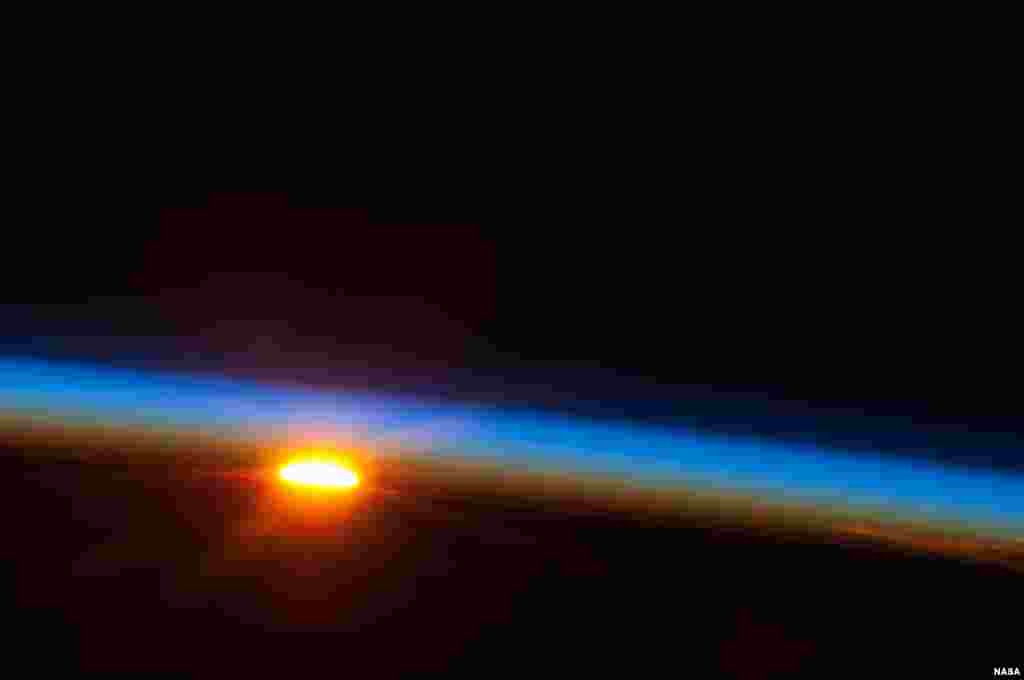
[1,356,1021,535]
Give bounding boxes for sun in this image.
[278,459,360,490]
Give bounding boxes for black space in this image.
[3,189,1021,468]
[1,183,1020,674]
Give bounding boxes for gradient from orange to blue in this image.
[1,356,1022,543]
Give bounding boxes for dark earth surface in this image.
[1,447,1017,676]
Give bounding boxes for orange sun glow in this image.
[278,459,360,490]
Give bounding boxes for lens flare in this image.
[279,460,360,490]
